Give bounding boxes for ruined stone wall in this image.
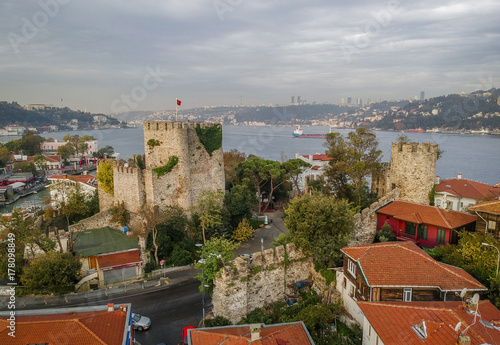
[372,142,437,205]
[349,188,400,247]
[212,243,315,324]
[143,121,225,211]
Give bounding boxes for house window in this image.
[436,228,447,245]
[403,288,412,302]
[417,225,428,240]
[405,222,417,236]
[447,201,453,210]
[347,259,356,277]
[436,199,441,207]
[489,220,497,231]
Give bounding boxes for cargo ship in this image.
[408,129,424,133]
[292,126,329,139]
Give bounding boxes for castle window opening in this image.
[156,123,159,130]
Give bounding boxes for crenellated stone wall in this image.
[212,243,317,324]
[372,142,438,205]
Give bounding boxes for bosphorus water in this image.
[3,125,499,185]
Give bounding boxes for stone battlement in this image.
[392,142,439,155]
[114,165,142,175]
[143,121,218,131]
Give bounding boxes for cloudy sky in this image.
[1,0,499,114]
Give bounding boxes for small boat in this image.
[408,129,424,133]
[292,126,329,139]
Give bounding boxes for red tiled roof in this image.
[376,201,476,229]
[189,322,313,345]
[341,242,486,291]
[436,178,500,200]
[311,165,321,170]
[97,250,142,269]
[27,155,62,163]
[304,154,332,161]
[0,309,128,345]
[48,174,97,188]
[358,300,500,345]
[469,199,500,214]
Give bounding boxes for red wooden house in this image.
[376,201,477,248]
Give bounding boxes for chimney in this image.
[457,335,471,345]
[435,176,440,184]
[458,172,462,180]
[107,303,114,311]
[120,304,127,311]
[250,324,262,341]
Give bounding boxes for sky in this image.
[1,0,499,114]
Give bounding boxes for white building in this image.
[47,173,97,207]
[295,153,332,192]
[434,173,500,212]
[41,139,98,156]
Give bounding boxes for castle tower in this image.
[142,121,225,211]
[372,142,438,205]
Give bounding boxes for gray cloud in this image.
[1,0,499,113]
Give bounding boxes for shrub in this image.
[205,316,232,327]
[232,218,255,242]
[374,221,396,242]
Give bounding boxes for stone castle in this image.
[99,121,225,214]
[371,142,438,205]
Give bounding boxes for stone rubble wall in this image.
[212,243,316,324]
[349,188,400,247]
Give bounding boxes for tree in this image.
[283,194,355,268]
[232,218,255,242]
[20,251,81,294]
[192,190,225,244]
[223,149,246,189]
[49,181,89,232]
[96,159,114,195]
[19,131,45,156]
[57,143,74,162]
[282,158,311,195]
[324,128,382,206]
[33,154,48,174]
[110,201,130,226]
[13,161,37,175]
[94,145,115,158]
[224,185,257,229]
[195,237,239,294]
[0,147,11,167]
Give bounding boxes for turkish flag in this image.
[177,99,181,106]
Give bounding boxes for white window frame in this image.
[488,220,497,231]
[347,259,356,277]
[403,288,412,302]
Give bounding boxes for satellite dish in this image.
[454,322,462,332]
[472,293,480,304]
[460,288,467,298]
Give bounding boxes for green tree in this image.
[232,218,255,242]
[224,149,246,189]
[224,184,257,229]
[96,159,114,195]
[13,161,37,175]
[19,131,45,156]
[195,237,239,294]
[282,158,311,195]
[33,154,48,175]
[94,145,115,158]
[324,128,382,206]
[49,181,89,232]
[0,147,11,167]
[57,143,74,162]
[192,190,225,244]
[284,194,355,268]
[110,201,130,226]
[20,251,81,294]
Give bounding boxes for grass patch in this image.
[250,219,264,229]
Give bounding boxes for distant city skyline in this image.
[1,0,498,114]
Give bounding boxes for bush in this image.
[169,246,194,266]
[205,316,232,327]
[232,218,255,242]
[144,261,156,273]
[374,221,396,242]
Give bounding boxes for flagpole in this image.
[176,98,178,122]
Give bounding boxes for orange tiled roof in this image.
[358,300,500,345]
[341,242,486,291]
[97,250,141,269]
[376,200,476,229]
[469,199,500,214]
[436,178,500,200]
[48,174,97,188]
[189,322,314,345]
[304,154,332,161]
[311,165,321,170]
[0,309,128,345]
[27,155,62,163]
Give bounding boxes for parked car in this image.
[132,313,151,331]
[181,325,195,345]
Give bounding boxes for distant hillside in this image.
[374,89,500,131]
[0,102,120,128]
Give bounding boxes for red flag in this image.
[177,99,181,106]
